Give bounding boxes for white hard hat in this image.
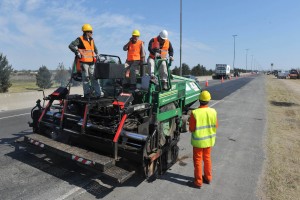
[159,30,168,40]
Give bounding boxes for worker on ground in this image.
[147,30,174,90]
[123,29,145,89]
[187,90,218,189]
[69,24,102,98]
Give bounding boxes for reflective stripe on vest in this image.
[78,36,95,63]
[191,107,217,148]
[127,40,143,61]
[150,37,169,59]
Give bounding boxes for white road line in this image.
[55,175,103,200]
[0,113,30,120]
[210,100,223,107]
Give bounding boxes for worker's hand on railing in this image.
[169,56,174,61]
[76,52,82,58]
[155,52,161,58]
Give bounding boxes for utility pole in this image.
[232,35,237,71]
[271,63,273,72]
[179,0,182,76]
[251,55,253,72]
[245,49,249,72]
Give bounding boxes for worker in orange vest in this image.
[123,29,145,88]
[69,24,102,98]
[147,30,174,90]
[187,90,218,189]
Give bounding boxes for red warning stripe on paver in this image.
[71,155,95,166]
[29,139,45,148]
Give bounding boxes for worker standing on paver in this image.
[187,90,218,189]
[69,23,102,98]
[123,29,145,89]
[147,30,174,90]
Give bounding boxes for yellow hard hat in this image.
[82,24,93,32]
[132,29,140,37]
[199,90,211,102]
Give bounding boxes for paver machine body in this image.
[25,55,201,183]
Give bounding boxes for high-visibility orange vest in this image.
[78,36,95,63]
[191,107,217,148]
[127,40,143,61]
[150,37,169,59]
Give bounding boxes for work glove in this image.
[169,56,174,61]
[76,52,82,58]
[155,52,161,58]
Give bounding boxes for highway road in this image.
[0,75,265,200]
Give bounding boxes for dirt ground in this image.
[259,76,300,200]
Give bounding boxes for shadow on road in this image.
[3,131,145,199]
[159,170,193,186]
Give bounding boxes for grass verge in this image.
[261,76,300,199]
[9,79,60,93]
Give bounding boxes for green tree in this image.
[191,64,202,76]
[191,64,213,76]
[36,65,52,89]
[54,63,70,86]
[0,53,13,93]
[182,63,191,75]
[172,66,180,75]
[68,67,81,86]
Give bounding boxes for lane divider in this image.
[0,113,30,120]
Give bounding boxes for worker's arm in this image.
[140,41,146,62]
[69,37,81,54]
[168,41,174,57]
[148,38,158,55]
[189,113,196,132]
[94,42,99,55]
[123,40,131,51]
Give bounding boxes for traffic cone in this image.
[235,75,238,79]
[205,79,209,87]
[221,76,224,83]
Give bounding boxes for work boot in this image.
[186,181,201,189]
[150,75,158,85]
[100,91,104,97]
[202,176,211,184]
[162,81,169,90]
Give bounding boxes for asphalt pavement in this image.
[0,75,266,200]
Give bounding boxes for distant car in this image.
[289,69,299,79]
[183,75,201,86]
[277,71,289,79]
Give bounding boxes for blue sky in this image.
[0,0,299,71]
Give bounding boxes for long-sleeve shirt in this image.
[147,38,174,57]
[189,105,218,132]
[69,35,98,55]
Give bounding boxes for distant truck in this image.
[212,64,231,79]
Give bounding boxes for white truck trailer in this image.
[212,64,231,79]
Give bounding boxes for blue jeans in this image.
[81,62,102,96]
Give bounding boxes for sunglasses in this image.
[86,31,93,34]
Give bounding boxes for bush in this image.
[0,53,13,93]
[36,66,53,89]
